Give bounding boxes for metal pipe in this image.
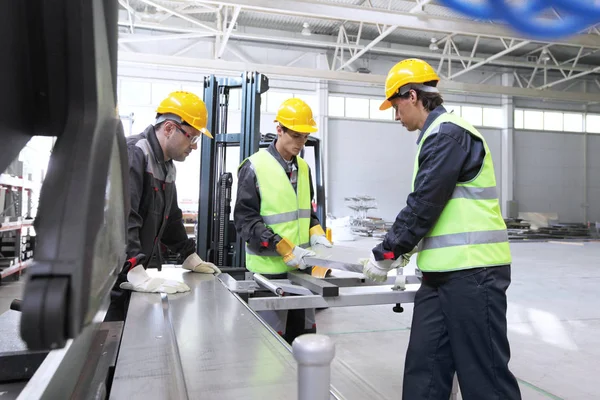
[253,273,285,296]
[292,334,336,400]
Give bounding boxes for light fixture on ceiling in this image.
[429,37,439,51]
[301,22,311,36]
[540,49,550,62]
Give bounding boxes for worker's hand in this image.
[309,225,332,248]
[361,254,398,283]
[182,253,222,274]
[120,265,191,294]
[276,237,316,270]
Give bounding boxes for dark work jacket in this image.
[234,141,321,253]
[372,106,488,260]
[125,125,194,270]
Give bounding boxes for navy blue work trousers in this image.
[403,265,522,400]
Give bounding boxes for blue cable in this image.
[438,0,600,39]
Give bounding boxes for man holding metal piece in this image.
[106,91,221,322]
[365,59,521,399]
[234,97,332,343]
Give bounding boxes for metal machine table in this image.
[110,269,299,400]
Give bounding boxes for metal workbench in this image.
[110,268,397,400]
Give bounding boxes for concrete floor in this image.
[2,241,599,399]
[316,240,600,400]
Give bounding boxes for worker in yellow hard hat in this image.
[362,59,521,399]
[233,97,332,344]
[105,91,220,322]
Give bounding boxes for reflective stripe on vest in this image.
[413,112,512,272]
[240,150,312,274]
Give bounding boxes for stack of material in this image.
[505,218,594,241]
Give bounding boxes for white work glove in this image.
[362,247,418,284]
[120,265,191,294]
[285,246,317,270]
[276,237,316,270]
[309,225,332,248]
[182,253,221,274]
[310,234,332,248]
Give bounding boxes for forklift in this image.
[195,73,326,278]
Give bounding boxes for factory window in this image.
[586,114,600,133]
[461,106,483,127]
[482,107,503,128]
[514,110,524,129]
[563,113,584,132]
[369,99,393,120]
[523,110,544,130]
[543,112,563,132]
[345,97,369,119]
[328,96,345,117]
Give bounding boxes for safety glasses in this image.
[174,124,200,145]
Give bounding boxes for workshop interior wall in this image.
[326,119,502,222]
[514,130,587,223]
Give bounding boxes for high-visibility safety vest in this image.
[413,112,511,272]
[240,149,312,274]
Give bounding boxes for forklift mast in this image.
[196,73,326,273]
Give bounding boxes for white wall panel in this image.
[514,131,586,222]
[327,118,416,221]
[587,135,600,222]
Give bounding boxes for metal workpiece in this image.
[304,244,369,274]
[292,334,336,400]
[248,284,419,311]
[253,272,285,296]
[111,268,298,399]
[288,271,339,297]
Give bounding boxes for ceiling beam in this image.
[136,0,220,33]
[217,6,241,58]
[117,20,599,74]
[337,25,397,70]
[117,52,600,103]
[193,0,600,48]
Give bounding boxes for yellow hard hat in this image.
[274,98,317,134]
[380,59,440,111]
[156,91,213,138]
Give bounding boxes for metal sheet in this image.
[111,268,299,400]
[305,244,368,274]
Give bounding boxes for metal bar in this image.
[478,72,497,85]
[253,273,284,296]
[119,33,214,43]
[450,40,531,79]
[248,285,418,311]
[539,65,600,89]
[286,53,307,67]
[514,71,524,88]
[337,24,397,70]
[287,271,339,297]
[137,0,219,33]
[217,5,241,58]
[450,39,467,70]
[173,40,201,57]
[226,45,253,63]
[467,35,480,69]
[569,47,585,77]
[409,0,432,13]
[547,49,568,79]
